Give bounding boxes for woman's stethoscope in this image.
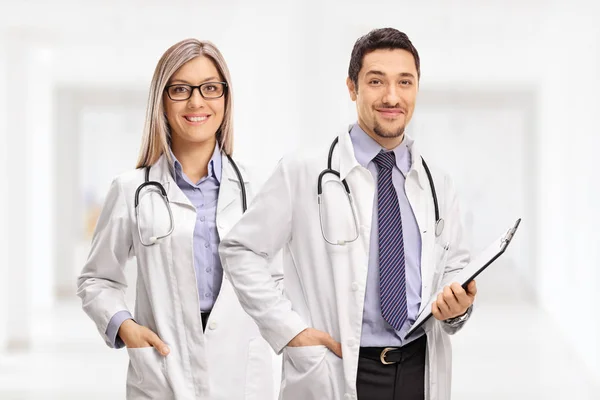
[317,136,443,246]
[134,153,247,246]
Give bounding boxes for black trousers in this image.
[201,312,210,332]
[356,335,427,400]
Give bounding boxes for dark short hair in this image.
[348,28,420,87]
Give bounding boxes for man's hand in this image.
[118,319,170,356]
[287,328,343,358]
[432,280,477,321]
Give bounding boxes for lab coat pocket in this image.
[126,347,172,400]
[245,337,274,400]
[323,351,344,399]
[281,345,333,399]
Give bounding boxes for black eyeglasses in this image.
[165,82,228,101]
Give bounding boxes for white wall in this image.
[0,32,56,349]
[0,36,8,350]
[412,96,531,276]
[5,35,33,348]
[536,1,600,380]
[29,46,55,310]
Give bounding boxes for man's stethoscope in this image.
[317,136,443,246]
[134,154,247,246]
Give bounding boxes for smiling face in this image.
[346,48,419,149]
[163,56,225,148]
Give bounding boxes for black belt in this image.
[359,334,426,365]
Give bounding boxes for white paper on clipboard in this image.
[405,218,521,339]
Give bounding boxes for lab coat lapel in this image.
[335,129,375,261]
[217,155,247,217]
[404,139,436,311]
[337,126,361,181]
[152,155,194,209]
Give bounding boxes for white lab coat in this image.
[219,131,472,400]
[77,154,281,400]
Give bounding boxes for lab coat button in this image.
[351,282,359,291]
[209,321,217,330]
[347,339,354,348]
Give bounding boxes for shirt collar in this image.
[349,123,412,176]
[169,142,222,184]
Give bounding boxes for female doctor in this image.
[77,39,280,399]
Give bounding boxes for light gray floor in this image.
[1,263,597,399]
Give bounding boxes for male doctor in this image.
[219,28,477,400]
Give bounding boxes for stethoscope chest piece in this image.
[435,218,444,237]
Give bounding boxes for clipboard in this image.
[404,218,522,339]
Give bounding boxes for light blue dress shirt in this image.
[106,144,223,348]
[350,123,424,347]
[171,145,223,312]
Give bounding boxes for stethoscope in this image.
[317,135,443,246]
[134,153,247,247]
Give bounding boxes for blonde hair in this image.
[136,39,234,168]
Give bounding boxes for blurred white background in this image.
[0,0,599,398]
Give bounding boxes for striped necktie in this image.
[373,150,407,331]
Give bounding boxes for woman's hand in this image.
[118,319,170,356]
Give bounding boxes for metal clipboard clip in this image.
[501,218,522,247]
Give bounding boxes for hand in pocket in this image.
[119,319,170,356]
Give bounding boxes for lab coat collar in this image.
[337,125,362,181]
[338,124,428,189]
[169,143,223,184]
[152,154,194,208]
[222,153,250,184]
[151,152,249,213]
[405,137,428,190]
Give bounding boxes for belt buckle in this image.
[379,347,398,365]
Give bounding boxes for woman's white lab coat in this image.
[77,154,280,399]
[219,131,472,400]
